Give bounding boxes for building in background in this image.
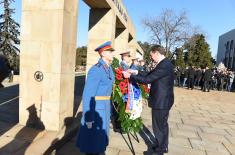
[217,29,235,71]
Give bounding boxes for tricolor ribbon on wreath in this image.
[125,79,143,120]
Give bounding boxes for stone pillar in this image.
[20,0,78,131]
[128,38,137,58]
[86,8,116,73]
[114,28,128,60]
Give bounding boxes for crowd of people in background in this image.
[174,66,235,92]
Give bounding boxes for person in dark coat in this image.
[187,66,195,90]
[202,67,212,92]
[217,71,223,91]
[195,68,202,87]
[0,55,10,88]
[175,67,181,87]
[123,45,174,154]
[200,68,205,90]
[211,70,217,90]
[182,67,188,87]
[217,71,226,91]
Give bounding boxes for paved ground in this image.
[1,83,235,155]
[57,88,235,155]
[0,76,85,155]
[0,84,19,125]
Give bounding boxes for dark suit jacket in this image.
[188,68,195,79]
[203,69,212,81]
[0,56,10,82]
[130,58,174,110]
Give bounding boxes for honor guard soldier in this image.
[130,58,139,71]
[76,41,115,155]
[120,51,131,71]
[139,59,146,72]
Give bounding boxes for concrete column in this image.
[20,0,78,131]
[86,8,116,73]
[114,28,128,60]
[128,38,137,58]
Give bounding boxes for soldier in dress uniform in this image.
[76,41,115,155]
[130,58,139,70]
[139,59,146,72]
[120,51,131,70]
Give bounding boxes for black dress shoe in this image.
[152,145,159,151]
[163,148,168,153]
[152,147,168,153]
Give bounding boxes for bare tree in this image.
[143,9,195,56]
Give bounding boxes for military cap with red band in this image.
[95,41,114,54]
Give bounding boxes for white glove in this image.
[127,69,138,75]
[86,121,94,129]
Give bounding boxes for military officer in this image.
[130,58,139,70]
[139,59,146,72]
[120,51,131,70]
[76,41,115,155]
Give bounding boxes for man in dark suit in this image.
[203,67,212,92]
[123,45,174,154]
[187,66,195,90]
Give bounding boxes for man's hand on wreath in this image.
[122,71,131,78]
[127,69,138,75]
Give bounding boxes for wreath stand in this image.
[120,131,140,155]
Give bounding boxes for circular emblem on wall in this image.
[34,71,43,82]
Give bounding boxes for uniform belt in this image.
[95,96,111,100]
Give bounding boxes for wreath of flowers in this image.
[112,58,149,133]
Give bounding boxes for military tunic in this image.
[120,61,129,71]
[76,58,115,153]
[130,64,139,70]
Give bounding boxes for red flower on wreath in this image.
[119,81,127,89]
[116,74,123,80]
[115,67,124,80]
[119,81,128,94]
[121,89,128,94]
[115,68,123,75]
[124,78,129,83]
[143,85,150,93]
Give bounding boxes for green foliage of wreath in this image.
[111,58,147,134]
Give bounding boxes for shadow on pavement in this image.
[0,104,44,154]
[44,112,83,155]
[0,75,86,154]
[0,84,19,137]
[73,75,85,116]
